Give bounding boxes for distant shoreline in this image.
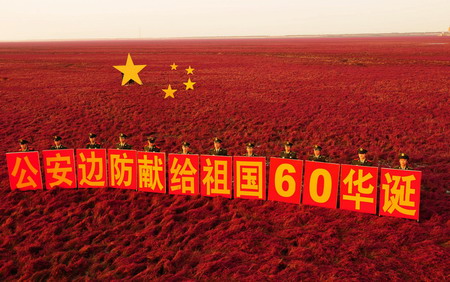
[1,31,448,43]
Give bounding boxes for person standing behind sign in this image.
[280,141,297,159]
[351,148,373,166]
[209,137,227,156]
[85,133,101,149]
[394,153,412,170]
[18,139,33,152]
[50,136,68,150]
[307,145,328,162]
[243,142,258,157]
[115,133,132,149]
[144,136,161,152]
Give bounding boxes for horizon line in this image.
[0,31,448,43]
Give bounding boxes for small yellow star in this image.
[183,78,196,90]
[186,66,195,75]
[170,63,178,70]
[113,53,146,86]
[163,84,177,98]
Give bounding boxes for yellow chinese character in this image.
[138,154,163,190]
[202,158,230,196]
[79,151,105,186]
[236,161,263,199]
[382,173,416,216]
[110,153,134,187]
[170,157,197,193]
[46,153,73,187]
[342,169,374,210]
[11,156,39,189]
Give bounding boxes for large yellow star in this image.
[170,63,178,70]
[163,84,177,98]
[183,78,196,90]
[186,66,195,75]
[113,53,146,86]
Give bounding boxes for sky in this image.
[0,0,449,41]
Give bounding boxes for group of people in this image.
[16,133,412,170]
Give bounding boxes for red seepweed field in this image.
[0,36,449,280]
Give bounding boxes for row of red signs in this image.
[6,149,421,220]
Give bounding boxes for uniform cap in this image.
[19,139,29,145]
[182,141,190,147]
[53,136,62,141]
[119,133,128,138]
[213,137,222,143]
[246,142,255,148]
[313,145,322,151]
[89,133,97,138]
[147,136,156,143]
[284,141,293,146]
[399,153,409,160]
[358,148,368,154]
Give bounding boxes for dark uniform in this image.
[243,142,257,157]
[209,137,227,156]
[86,133,101,149]
[307,145,328,162]
[18,139,33,152]
[351,148,373,166]
[115,133,132,149]
[179,141,192,154]
[144,136,161,152]
[394,153,412,170]
[50,136,68,150]
[280,141,297,159]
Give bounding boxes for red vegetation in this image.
[0,37,449,280]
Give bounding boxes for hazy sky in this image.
[1,0,449,41]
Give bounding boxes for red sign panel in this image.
[137,152,166,193]
[340,165,378,214]
[76,149,107,188]
[302,161,340,209]
[6,152,43,191]
[200,155,232,198]
[168,154,200,195]
[108,149,137,190]
[379,168,421,220]
[268,158,303,204]
[43,149,77,189]
[234,156,266,200]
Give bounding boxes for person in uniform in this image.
[85,133,101,149]
[243,142,257,156]
[280,141,297,159]
[394,153,412,170]
[144,136,161,152]
[180,141,192,154]
[308,145,328,162]
[351,148,373,166]
[18,139,33,152]
[50,136,67,150]
[209,137,227,156]
[115,133,132,149]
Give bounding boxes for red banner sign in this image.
[340,165,378,214]
[168,154,200,195]
[42,149,77,189]
[76,149,107,188]
[137,152,166,193]
[108,149,137,190]
[6,152,43,191]
[379,168,421,220]
[302,161,340,209]
[268,158,303,204]
[200,155,232,198]
[234,156,267,200]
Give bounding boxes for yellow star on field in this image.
[183,78,196,90]
[113,53,146,86]
[186,66,195,75]
[163,84,177,98]
[170,63,178,70]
